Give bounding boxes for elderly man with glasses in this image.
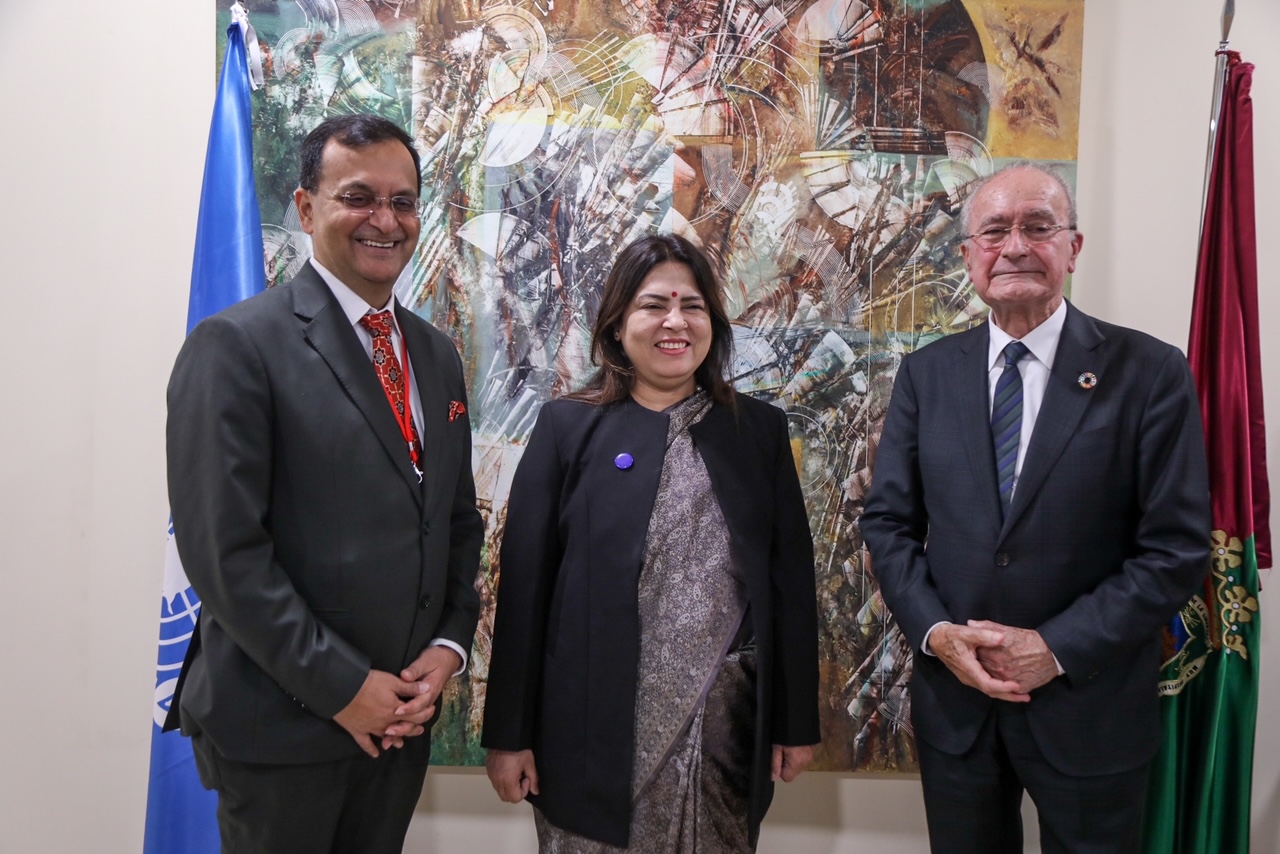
[862,163,1210,854]
[165,114,482,853]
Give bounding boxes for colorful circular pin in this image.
[614,453,635,470]
[1078,372,1098,389]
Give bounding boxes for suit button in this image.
[419,594,432,610]
[995,553,1011,567]
[421,521,432,536]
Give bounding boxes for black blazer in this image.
[861,302,1210,775]
[482,393,820,847]
[165,263,483,764]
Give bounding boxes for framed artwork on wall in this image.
[220,0,1084,771]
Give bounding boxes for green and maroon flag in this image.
[1143,51,1270,854]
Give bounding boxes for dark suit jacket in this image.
[481,393,820,846]
[860,302,1210,776]
[165,262,483,765]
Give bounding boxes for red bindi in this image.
[671,291,679,298]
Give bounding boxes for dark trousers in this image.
[192,732,431,854]
[916,703,1149,854]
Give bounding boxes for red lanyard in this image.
[385,316,423,477]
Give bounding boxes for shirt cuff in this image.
[921,621,950,656]
[429,638,468,676]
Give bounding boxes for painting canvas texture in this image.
[220,0,1084,772]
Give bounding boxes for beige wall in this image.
[0,1,1275,851]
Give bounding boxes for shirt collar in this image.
[309,259,396,327]
[987,299,1067,371]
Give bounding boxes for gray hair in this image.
[960,161,1078,234]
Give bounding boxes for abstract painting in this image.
[222,0,1084,771]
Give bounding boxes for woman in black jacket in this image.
[482,233,820,852]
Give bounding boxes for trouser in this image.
[192,730,431,854]
[916,703,1149,854]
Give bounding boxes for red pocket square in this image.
[448,400,467,422]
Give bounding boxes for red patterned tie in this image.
[358,310,423,473]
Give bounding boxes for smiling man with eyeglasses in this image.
[862,163,1211,854]
[294,122,425,307]
[165,114,482,853]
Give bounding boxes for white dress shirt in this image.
[312,260,426,438]
[312,259,468,673]
[985,299,1067,498]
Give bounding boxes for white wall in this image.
[0,1,1275,851]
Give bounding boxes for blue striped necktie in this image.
[992,341,1031,514]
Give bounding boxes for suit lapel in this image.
[689,403,769,599]
[399,305,445,514]
[1001,303,1105,535]
[292,268,424,503]
[955,325,1005,527]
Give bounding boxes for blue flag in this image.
[143,10,265,853]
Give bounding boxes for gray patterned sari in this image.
[535,391,757,853]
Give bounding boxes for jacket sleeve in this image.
[1037,346,1212,681]
[167,314,369,719]
[481,403,565,750]
[429,344,485,656]
[859,355,955,650]
[767,405,822,746]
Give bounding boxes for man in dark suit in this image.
[861,163,1210,853]
[165,114,483,853]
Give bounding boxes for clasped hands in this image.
[929,620,1059,702]
[333,645,461,757]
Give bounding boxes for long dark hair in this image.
[567,233,736,409]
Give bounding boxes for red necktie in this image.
[358,310,423,475]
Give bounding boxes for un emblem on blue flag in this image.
[154,524,202,727]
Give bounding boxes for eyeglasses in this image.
[327,191,425,218]
[963,223,1075,249]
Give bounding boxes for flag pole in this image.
[143,4,265,852]
[1145,7,1269,848]
[1199,0,1235,237]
